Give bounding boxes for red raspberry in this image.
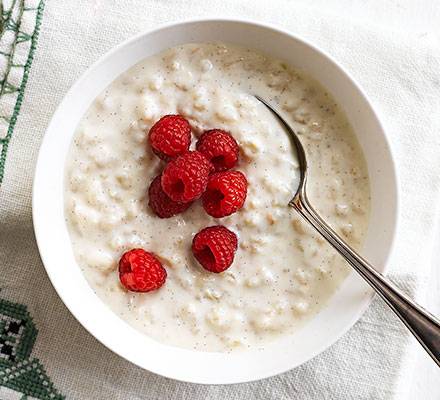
[196,129,239,172]
[119,249,167,292]
[161,151,212,202]
[192,226,238,273]
[202,171,248,218]
[148,115,191,162]
[148,175,192,218]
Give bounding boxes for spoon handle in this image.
[291,192,440,367]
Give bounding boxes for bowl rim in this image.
[32,17,400,384]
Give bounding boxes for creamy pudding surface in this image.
[64,42,370,352]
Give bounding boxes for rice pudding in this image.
[64,42,370,352]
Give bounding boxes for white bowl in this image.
[33,18,399,384]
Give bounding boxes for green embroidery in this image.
[0,1,65,397]
[0,297,64,399]
[0,0,44,186]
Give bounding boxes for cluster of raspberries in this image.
[119,115,248,293]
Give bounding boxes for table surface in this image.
[295,0,440,397]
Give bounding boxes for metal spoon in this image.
[255,95,440,367]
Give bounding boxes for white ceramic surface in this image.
[32,19,399,384]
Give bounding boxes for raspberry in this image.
[152,148,174,163]
[192,226,238,273]
[148,175,192,218]
[119,249,167,292]
[196,129,239,172]
[148,115,191,162]
[161,151,212,202]
[202,171,248,218]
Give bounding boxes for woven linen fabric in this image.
[1,0,440,398]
